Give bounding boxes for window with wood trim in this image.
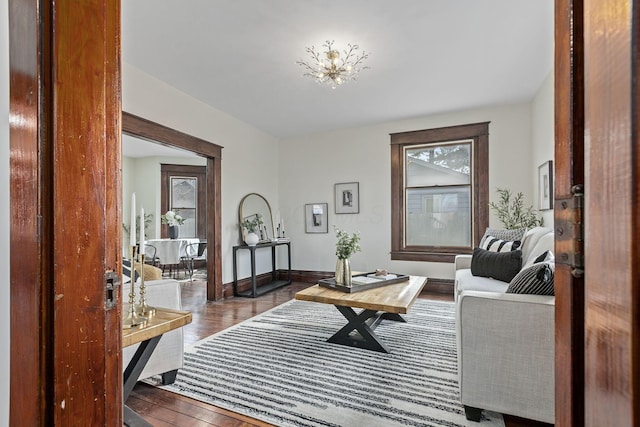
[161,164,207,239]
[390,122,489,262]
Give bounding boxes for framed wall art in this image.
[305,203,328,233]
[334,182,359,214]
[538,160,554,210]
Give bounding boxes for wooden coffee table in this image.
[295,276,427,353]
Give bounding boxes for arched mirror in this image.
[238,193,275,244]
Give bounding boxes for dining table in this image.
[145,238,200,276]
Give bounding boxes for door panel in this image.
[9,0,122,424]
[554,0,585,425]
[583,0,638,424]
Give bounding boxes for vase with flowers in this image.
[161,210,185,239]
[241,214,264,246]
[334,227,361,286]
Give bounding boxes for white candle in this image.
[130,193,136,247]
[139,207,145,255]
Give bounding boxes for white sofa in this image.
[122,278,184,384]
[454,227,555,424]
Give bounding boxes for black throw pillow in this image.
[470,247,522,283]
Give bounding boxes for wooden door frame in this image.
[554,0,585,424]
[122,112,223,301]
[9,0,122,424]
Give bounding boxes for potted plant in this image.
[161,210,185,239]
[241,214,264,246]
[334,227,361,286]
[489,188,543,229]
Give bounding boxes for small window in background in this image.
[170,176,197,238]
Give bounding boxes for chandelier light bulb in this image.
[296,40,369,88]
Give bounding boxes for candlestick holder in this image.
[123,245,147,329]
[135,253,156,317]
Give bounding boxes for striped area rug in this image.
[159,299,504,427]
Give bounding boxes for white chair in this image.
[122,278,184,384]
[180,241,207,283]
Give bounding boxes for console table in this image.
[232,241,292,297]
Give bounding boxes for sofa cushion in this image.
[456,268,510,293]
[480,227,527,247]
[523,249,555,270]
[471,247,522,282]
[481,235,522,252]
[520,227,554,265]
[506,262,555,295]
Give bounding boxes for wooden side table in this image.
[122,307,192,427]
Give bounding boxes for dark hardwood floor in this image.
[127,278,553,427]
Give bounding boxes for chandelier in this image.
[296,40,369,89]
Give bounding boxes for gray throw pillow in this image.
[480,227,527,247]
[471,247,522,283]
[506,262,555,295]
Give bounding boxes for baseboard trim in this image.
[223,270,453,298]
[424,278,454,295]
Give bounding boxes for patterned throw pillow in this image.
[481,235,522,252]
[122,259,139,284]
[506,262,555,295]
[480,227,527,247]
[471,247,522,283]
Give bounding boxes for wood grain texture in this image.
[11,0,123,424]
[50,1,123,424]
[583,0,638,424]
[554,0,585,425]
[9,0,50,424]
[122,308,192,348]
[294,276,427,314]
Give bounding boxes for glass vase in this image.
[335,258,352,286]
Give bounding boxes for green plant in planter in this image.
[335,227,362,259]
[123,212,154,241]
[241,214,264,234]
[489,188,543,229]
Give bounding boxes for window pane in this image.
[171,177,197,209]
[171,177,197,237]
[406,187,471,247]
[176,208,196,238]
[406,143,471,187]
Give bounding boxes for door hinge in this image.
[555,184,584,278]
[104,270,120,310]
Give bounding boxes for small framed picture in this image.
[335,182,359,214]
[538,160,554,210]
[305,203,328,233]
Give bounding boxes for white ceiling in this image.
[121,0,554,140]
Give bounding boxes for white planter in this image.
[245,232,259,246]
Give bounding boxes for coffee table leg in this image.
[328,306,405,353]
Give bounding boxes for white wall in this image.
[0,0,9,424]
[278,103,535,280]
[531,71,555,227]
[122,63,281,280]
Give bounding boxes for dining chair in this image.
[181,241,207,283]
